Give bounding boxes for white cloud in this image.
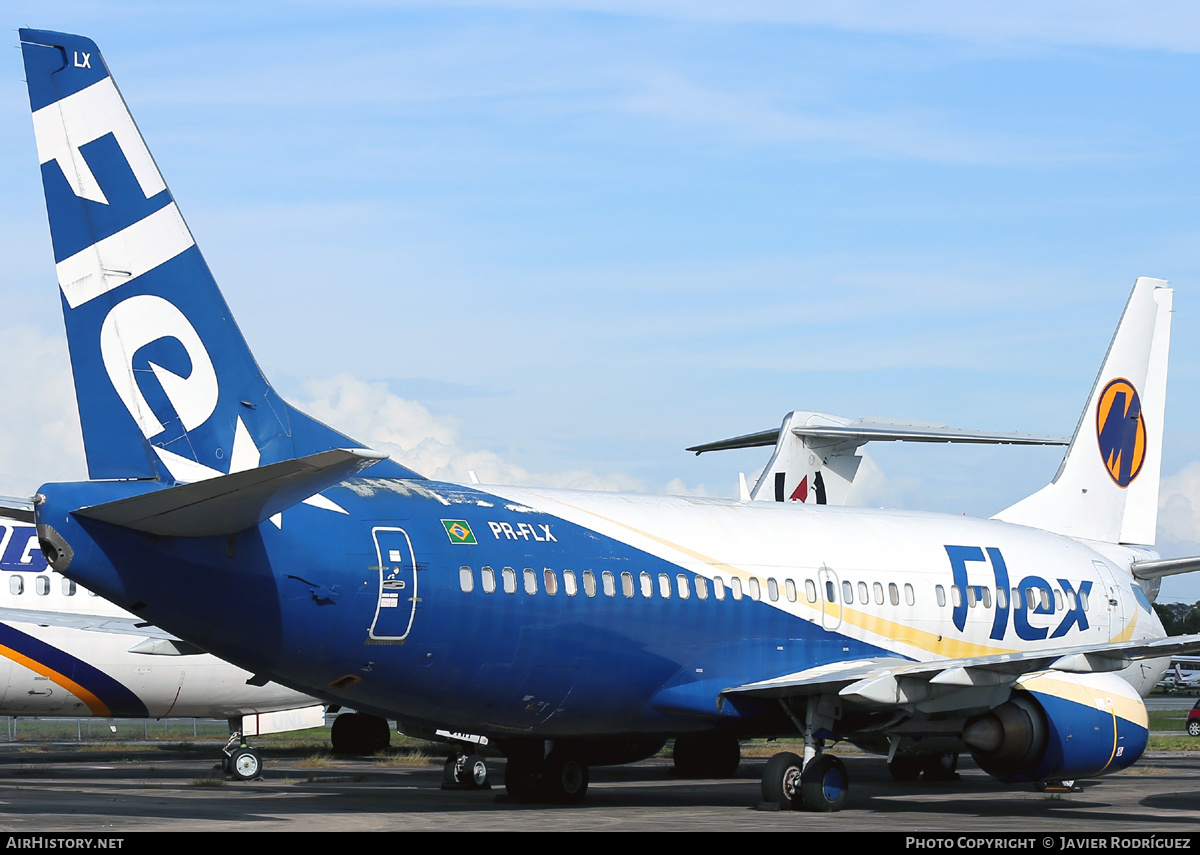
[1158,460,1200,546]
[0,327,85,498]
[295,373,698,493]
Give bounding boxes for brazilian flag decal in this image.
[442,520,477,545]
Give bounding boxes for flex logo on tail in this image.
[100,295,218,441]
[1096,378,1146,488]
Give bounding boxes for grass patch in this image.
[1119,765,1170,775]
[296,753,334,768]
[1148,735,1200,750]
[188,775,226,787]
[375,750,434,766]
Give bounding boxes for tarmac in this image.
[0,742,1196,833]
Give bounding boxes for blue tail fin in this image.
[20,30,418,484]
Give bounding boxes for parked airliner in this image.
[15,29,1200,809]
[0,512,323,777]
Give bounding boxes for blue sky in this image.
[5,2,1200,600]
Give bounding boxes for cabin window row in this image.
[456,567,1091,616]
[7,574,79,596]
[933,583,1089,613]
[456,566,917,608]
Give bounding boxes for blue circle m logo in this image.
[1096,378,1146,488]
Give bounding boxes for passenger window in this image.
[767,578,779,602]
[61,578,76,597]
[858,581,869,603]
[1054,589,1063,611]
[978,586,989,609]
[658,573,671,599]
[748,578,760,601]
[677,574,690,599]
[602,571,616,597]
[842,581,853,603]
[996,587,1007,610]
[481,566,496,594]
[873,582,884,605]
[951,586,962,608]
[35,576,49,596]
[904,583,915,607]
[805,579,817,603]
[621,572,634,598]
[459,567,474,593]
[935,585,946,608]
[825,580,836,603]
[502,567,516,594]
[543,568,558,596]
[8,576,21,595]
[523,568,537,595]
[563,570,577,597]
[640,571,654,598]
[583,571,597,597]
[785,579,796,602]
[731,578,743,600]
[695,576,709,600]
[888,583,899,606]
[714,577,726,600]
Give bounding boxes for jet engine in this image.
[962,671,1147,783]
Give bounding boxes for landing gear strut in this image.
[761,695,849,811]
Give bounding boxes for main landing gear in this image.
[330,712,392,756]
[442,752,491,790]
[762,751,848,812]
[761,695,849,812]
[502,744,589,804]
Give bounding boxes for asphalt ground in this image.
[0,743,1195,833]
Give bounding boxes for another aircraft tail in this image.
[19,29,416,485]
[994,277,1172,545]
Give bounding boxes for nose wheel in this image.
[222,732,263,781]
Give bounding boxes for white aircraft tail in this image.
[994,277,1172,545]
[689,412,1068,507]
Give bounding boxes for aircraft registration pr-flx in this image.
[17,29,1200,809]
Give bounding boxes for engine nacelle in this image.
[962,671,1147,783]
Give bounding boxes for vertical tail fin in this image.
[993,277,1172,544]
[19,30,417,484]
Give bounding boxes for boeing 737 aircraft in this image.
[0,512,323,777]
[15,29,1200,810]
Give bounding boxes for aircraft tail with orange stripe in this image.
[994,277,1172,545]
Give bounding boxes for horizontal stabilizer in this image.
[1131,555,1200,581]
[0,606,180,641]
[75,448,387,537]
[687,419,1068,455]
[0,497,36,524]
[689,411,1068,507]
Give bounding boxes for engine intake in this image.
[963,671,1147,783]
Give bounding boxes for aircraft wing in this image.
[0,607,185,643]
[723,634,1200,706]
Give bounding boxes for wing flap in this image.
[723,634,1200,706]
